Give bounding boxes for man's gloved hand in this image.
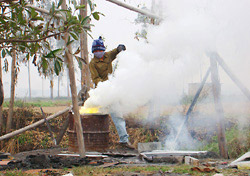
[117,44,126,52]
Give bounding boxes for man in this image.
[89,36,134,149]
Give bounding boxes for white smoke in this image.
[85,0,250,117]
[164,114,200,151]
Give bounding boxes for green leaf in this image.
[41,58,48,71]
[76,5,86,10]
[81,15,90,25]
[57,0,63,8]
[1,49,6,58]
[75,56,83,69]
[31,16,44,21]
[69,32,78,40]
[31,8,38,18]
[66,35,74,46]
[66,40,74,46]
[51,2,55,14]
[74,47,80,55]
[44,49,62,58]
[26,54,30,60]
[87,0,93,11]
[54,59,62,75]
[92,12,100,20]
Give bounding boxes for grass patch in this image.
[72,165,250,176]
[200,124,250,158]
[0,169,32,176]
[3,99,71,108]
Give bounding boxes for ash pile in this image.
[0,143,221,170]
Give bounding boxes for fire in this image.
[79,106,100,114]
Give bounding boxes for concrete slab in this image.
[142,150,208,158]
[140,150,207,163]
[138,142,162,153]
[229,152,250,168]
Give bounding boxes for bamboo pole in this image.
[105,0,162,20]
[210,56,228,159]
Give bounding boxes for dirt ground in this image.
[33,106,69,114]
[0,104,249,175]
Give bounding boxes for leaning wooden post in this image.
[210,56,228,159]
[211,52,250,101]
[105,0,162,20]
[62,0,85,157]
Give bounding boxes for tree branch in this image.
[0,32,63,43]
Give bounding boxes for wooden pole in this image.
[56,113,70,145]
[62,0,86,158]
[210,56,228,159]
[105,0,162,20]
[40,107,57,146]
[209,52,250,101]
[173,67,211,145]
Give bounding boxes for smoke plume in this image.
[85,0,250,117]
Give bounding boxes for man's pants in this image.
[110,113,129,143]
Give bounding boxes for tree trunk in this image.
[50,77,53,99]
[6,49,16,133]
[67,72,70,97]
[28,60,31,99]
[62,0,85,157]
[80,0,90,90]
[0,55,3,134]
[58,75,60,98]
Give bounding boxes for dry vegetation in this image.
[0,106,249,160]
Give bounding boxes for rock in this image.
[185,156,199,166]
